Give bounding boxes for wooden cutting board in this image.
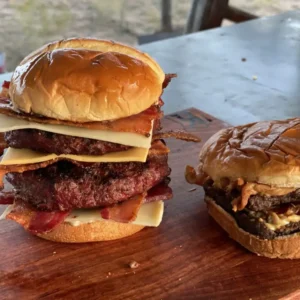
[0,108,298,300]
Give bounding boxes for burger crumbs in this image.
[188,188,197,192]
[252,75,257,80]
[129,261,140,269]
[241,58,246,62]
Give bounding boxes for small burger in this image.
[0,38,199,242]
[186,118,300,259]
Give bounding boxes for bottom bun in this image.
[205,196,300,259]
[37,221,145,243]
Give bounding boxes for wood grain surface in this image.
[0,108,299,300]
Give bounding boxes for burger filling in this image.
[0,135,173,233]
[0,75,200,235]
[4,129,132,155]
[204,179,300,239]
[6,154,171,211]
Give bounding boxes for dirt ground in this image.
[1,0,299,71]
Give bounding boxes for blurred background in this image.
[0,0,299,72]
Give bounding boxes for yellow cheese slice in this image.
[0,114,152,148]
[0,146,149,165]
[65,201,164,227]
[0,201,164,227]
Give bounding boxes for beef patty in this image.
[4,129,131,155]
[204,180,300,239]
[6,155,171,211]
[248,190,300,211]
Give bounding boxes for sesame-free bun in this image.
[9,38,164,122]
[206,196,300,259]
[198,118,300,188]
[38,221,145,243]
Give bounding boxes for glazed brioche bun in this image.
[9,38,165,122]
[206,196,300,259]
[198,118,300,188]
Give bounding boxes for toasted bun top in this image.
[9,38,164,122]
[198,118,300,188]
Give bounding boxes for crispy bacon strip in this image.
[0,190,15,204]
[0,97,162,136]
[100,182,173,222]
[0,84,9,99]
[2,81,10,89]
[185,165,208,185]
[231,183,296,212]
[163,74,177,89]
[144,181,173,203]
[153,131,201,142]
[148,140,170,156]
[28,211,70,234]
[100,193,145,223]
[5,201,69,234]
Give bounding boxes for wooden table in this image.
[1,108,300,300]
[1,11,300,126]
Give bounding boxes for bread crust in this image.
[9,38,164,122]
[205,196,300,259]
[198,118,300,187]
[38,221,144,243]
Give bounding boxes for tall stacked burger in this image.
[0,38,199,242]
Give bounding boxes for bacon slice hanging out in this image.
[163,73,177,89]
[185,165,209,186]
[5,201,69,234]
[144,180,173,203]
[100,181,173,223]
[100,193,145,223]
[148,140,170,156]
[153,131,201,142]
[2,81,10,89]
[0,190,15,204]
[28,211,70,234]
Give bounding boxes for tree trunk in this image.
[161,0,172,32]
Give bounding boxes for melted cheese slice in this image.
[0,114,152,148]
[66,201,164,227]
[264,213,300,231]
[0,201,164,227]
[0,146,149,165]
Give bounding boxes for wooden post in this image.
[161,0,172,32]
